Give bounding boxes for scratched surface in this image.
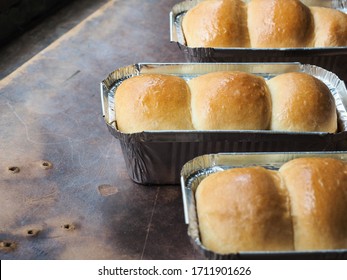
[0,0,200,259]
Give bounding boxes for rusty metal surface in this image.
[0,0,199,259]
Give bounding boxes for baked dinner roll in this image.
[279,157,347,250]
[310,7,347,47]
[267,72,337,132]
[188,71,271,130]
[115,74,193,133]
[247,0,314,48]
[195,166,294,253]
[182,0,249,47]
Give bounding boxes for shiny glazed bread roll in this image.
[267,72,337,132]
[310,7,347,47]
[182,0,347,48]
[247,0,314,48]
[279,157,347,250]
[195,166,294,254]
[115,74,193,133]
[181,0,249,47]
[188,71,271,130]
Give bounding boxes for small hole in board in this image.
[3,242,11,247]
[0,240,17,252]
[8,166,20,174]
[26,229,40,237]
[40,160,53,170]
[62,224,75,231]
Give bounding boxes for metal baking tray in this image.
[100,62,347,185]
[180,151,347,259]
[170,0,347,83]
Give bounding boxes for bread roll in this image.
[247,0,314,48]
[310,7,347,47]
[195,166,294,253]
[182,0,249,47]
[188,71,271,130]
[267,72,337,132]
[279,157,347,250]
[115,74,193,133]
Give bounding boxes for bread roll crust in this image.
[247,0,314,48]
[182,0,249,47]
[115,74,193,133]
[188,71,271,130]
[310,7,347,47]
[279,157,347,250]
[182,0,347,48]
[196,166,294,253]
[267,72,337,132]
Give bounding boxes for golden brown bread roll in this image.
[310,7,347,47]
[247,0,314,48]
[195,157,347,253]
[279,157,347,250]
[181,0,347,48]
[115,74,193,133]
[267,72,337,132]
[195,166,294,253]
[181,0,249,47]
[188,71,272,130]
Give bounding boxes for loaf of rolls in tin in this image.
[114,71,337,133]
[195,157,347,253]
[182,0,347,48]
